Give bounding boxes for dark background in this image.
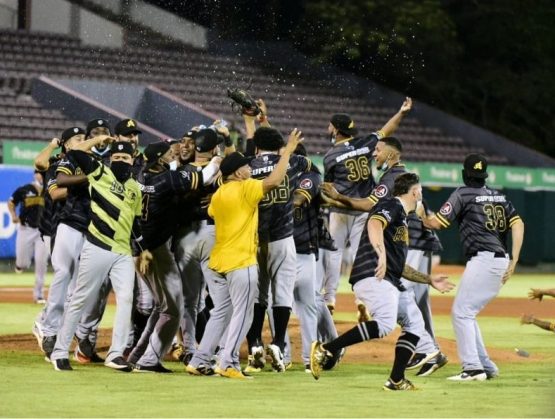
[146,0,555,159]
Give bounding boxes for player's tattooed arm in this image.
[321,182,374,211]
[402,264,455,293]
[379,97,412,137]
[368,219,387,279]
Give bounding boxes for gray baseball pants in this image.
[315,248,338,342]
[50,240,134,363]
[452,252,509,373]
[135,239,183,367]
[326,211,367,305]
[398,249,437,354]
[42,223,84,337]
[15,224,49,301]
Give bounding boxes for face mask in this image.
[329,133,336,145]
[111,161,132,183]
[168,160,178,171]
[92,146,110,157]
[379,154,392,171]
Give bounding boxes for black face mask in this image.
[111,161,132,183]
[462,170,485,188]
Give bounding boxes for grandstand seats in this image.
[0,29,509,164]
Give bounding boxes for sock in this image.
[271,306,291,352]
[390,331,420,382]
[324,320,380,354]
[246,303,266,352]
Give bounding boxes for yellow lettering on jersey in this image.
[393,226,408,244]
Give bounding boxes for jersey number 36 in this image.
[345,157,370,182]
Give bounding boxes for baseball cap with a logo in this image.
[144,141,171,169]
[195,129,223,152]
[115,119,142,136]
[110,141,134,157]
[330,114,358,137]
[463,153,488,178]
[61,127,85,143]
[86,119,111,137]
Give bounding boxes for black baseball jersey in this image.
[178,162,222,226]
[137,167,201,250]
[55,155,91,233]
[369,163,442,252]
[293,168,322,255]
[10,183,44,228]
[131,151,146,179]
[434,186,521,258]
[39,158,63,237]
[349,197,408,290]
[323,133,381,212]
[250,153,311,242]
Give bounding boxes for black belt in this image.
[468,251,506,259]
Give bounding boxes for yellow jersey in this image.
[208,178,264,273]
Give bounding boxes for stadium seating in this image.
[0,29,509,164]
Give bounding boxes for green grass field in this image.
[1,272,554,417]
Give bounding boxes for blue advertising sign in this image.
[0,165,34,258]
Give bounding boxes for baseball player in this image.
[243,114,311,372]
[114,118,145,177]
[8,171,48,303]
[40,127,89,360]
[50,138,142,371]
[420,154,524,381]
[174,126,234,364]
[322,136,447,375]
[323,98,413,313]
[310,173,455,390]
[129,141,219,372]
[197,128,303,379]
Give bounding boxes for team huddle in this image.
[9,94,525,390]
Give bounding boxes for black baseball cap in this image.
[330,114,358,137]
[61,127,85,143]
[86,119,111,137]
[463,153,488,179]
[220,152,251,177]
[115,119,142,136]
[110,141,134,157]
[195,129,222,152]
[144,141,171,168]
[163,137,180,145]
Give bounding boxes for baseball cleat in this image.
[35,298,46,304]
[218,367,253,380]
[186,364,215,376]
[266,344,285,372]
[32,321,44,352]
[169,342,184,361]
[485,370,499,380]
[309,341,331,380]
[383,378,416,391]
[326,303,335,315]
[132,363,172,373]
[447,370,487,381]
[416,352,448,377]
[42,336,56,361]
[356,301,370,323]
[244,355,262,373]
[14,266,23,274]
[105,357,133,372]
[304,364,312,374]
[251,345,266,369]
[52,358,73,371]
[406,349,440,370]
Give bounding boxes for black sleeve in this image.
[67,150,99,175]
[10,186,26,204]
[245,138,256,157]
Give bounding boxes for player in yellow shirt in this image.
[192,128,302,379]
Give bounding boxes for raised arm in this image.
[35,138,61,171]
[262,128,303,195]
[379,97,412,137]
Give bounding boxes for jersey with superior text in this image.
[434,186,521,258]
[324,134,381,212]
[137,167,201,250]
[293,167,322,255]
[249,153,311,242]
[369,163,442,252]
[350,197,408,290]
[10,183,44,228]
[55,155,91,233]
